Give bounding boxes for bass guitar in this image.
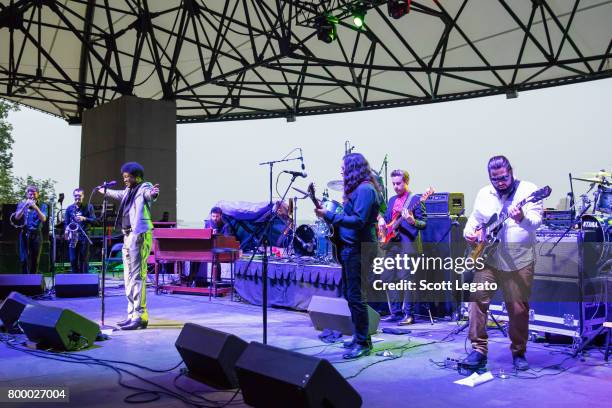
[467,185,552,261]
[379,187,434,244]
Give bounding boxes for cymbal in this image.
[572,177,610,185]
[579,171,611,179]
[327,180,344,192]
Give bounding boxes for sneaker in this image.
[462,350,487,368]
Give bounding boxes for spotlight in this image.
[315,15,337,43]
[388,0,411,19]
[352,5,366,28]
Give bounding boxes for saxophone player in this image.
[64,188,96,274]
[13,185,48,274]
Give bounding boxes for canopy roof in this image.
[1,0,611,124]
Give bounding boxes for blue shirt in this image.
[17,201,48,232]
[65,203,96,238]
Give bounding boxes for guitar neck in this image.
[490,196,529,230]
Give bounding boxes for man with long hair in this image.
[463,155,542,371]
[98,162,159,330]
[315,153,382,359]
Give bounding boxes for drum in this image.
[581,214,611,266]
[322,199,343,214]
[294,224,316,256]
[595,186,611,214]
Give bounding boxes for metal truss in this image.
[0,0,610,124]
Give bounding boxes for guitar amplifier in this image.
[424,193,464,216]
[490,227,607,338]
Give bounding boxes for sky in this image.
[7,77,612,226]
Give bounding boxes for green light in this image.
[352,7,365,28]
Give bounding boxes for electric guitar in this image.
[467,185,552,261]
[379,187,435,244]
[307,183,340,259]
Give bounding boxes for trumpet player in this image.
[14,185,48,274]
[64,188,96,274]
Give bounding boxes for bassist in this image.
[378,169,427,325]
[463,155,543,371]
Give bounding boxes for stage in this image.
[1,280,611,408]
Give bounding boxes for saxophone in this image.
[66,210,81,248]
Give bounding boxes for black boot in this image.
[343,337,357,349]
[513,354,529,371]
[343,342,372,359]
[116,318,131,327]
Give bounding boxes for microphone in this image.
[299,148,305,171]
[284,170,307,178]
[96,180,117,189]
[58,193,64,205]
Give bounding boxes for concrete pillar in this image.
[80,96,176,221]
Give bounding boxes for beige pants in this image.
[468,262,534,357]
[122,231,151,321]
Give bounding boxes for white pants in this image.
[122,231,151,321]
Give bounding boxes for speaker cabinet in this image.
[55,274,99,298]
[0,291,38,329]
[307,296,379,336]
[175,323,248,389]
[18,304,100,351]
[0,274,45,299]
[235,342,362,408]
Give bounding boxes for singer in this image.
[14,185,48,274]
[97,162,160,330]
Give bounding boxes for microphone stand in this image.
[379,154,389,204]
[256,155,302,344]
[49,197,56,292]
[98,185,114,331]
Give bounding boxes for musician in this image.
[378,169,427,325]
[98,162,159,331]
[14,185,48,274]
[205,207,233,235]
[64,188,96,274]
[315,153,382,359]
[463,155,543,371]
[190,207,234,284]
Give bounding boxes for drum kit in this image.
[572,170,611,267]
[291,185,343,263]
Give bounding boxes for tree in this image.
[0,101,57,204]
[0,100,18,204]
[13,175,57,204]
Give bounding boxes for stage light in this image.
[352,5,366,28]
[388,0,411,19]
[315,15,337,43]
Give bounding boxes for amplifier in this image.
[424,193,464,216]
[535,228,580,278]
[543,210,573,229]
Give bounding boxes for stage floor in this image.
[1,282,611,408]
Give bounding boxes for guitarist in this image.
[462,155,543,371]
[314,153,382,360]
[378,169,427,325]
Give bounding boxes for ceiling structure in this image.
[0,0,611,124]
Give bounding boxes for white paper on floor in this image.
[454,371,494,387]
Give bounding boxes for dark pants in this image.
[69,240,90,274]
[340,245,373,345]
[19,230,42,274]
[386,248,416,317]
[468,263,534,356]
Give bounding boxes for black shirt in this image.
[324,182,381,246]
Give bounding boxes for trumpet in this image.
[8,199,35,229]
